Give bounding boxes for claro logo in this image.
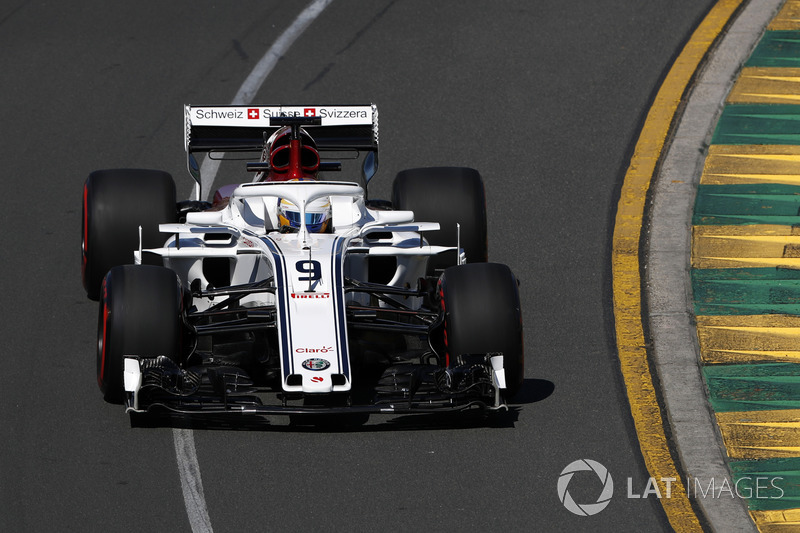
[295,347,334,354]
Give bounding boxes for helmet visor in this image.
[282,209,328,232]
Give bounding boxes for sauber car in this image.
[81,105,524,420]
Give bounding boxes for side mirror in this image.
[361,151,378,186]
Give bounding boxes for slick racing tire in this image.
[438,263,524,399]
[392,167,487,275]
[82,169,177,300]
[97,265,183,403]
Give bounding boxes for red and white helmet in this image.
[259,126,320,182]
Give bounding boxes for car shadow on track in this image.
[128,378,554,433]
[514,378,555,405]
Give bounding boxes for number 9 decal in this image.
[296,260,322,281]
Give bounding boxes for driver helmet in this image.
[260,126,320,182]
[278,196,332,233]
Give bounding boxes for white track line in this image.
[196,0,335,200]
[175,2,334,531]
[173,429,213,532]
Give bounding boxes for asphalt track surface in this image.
[0,1,717,531]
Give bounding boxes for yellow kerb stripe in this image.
[728,68,800,104]
[768,0,800,30]
[612,1,742,530]
[717,409,800,460]
[700,144,800,185]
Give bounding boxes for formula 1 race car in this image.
[81,105,523,421]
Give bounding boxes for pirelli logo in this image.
[291,293,331,299]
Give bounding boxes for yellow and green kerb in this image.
[693,3,800,530]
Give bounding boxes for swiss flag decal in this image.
[248,108,259,119]
[304,108,316,117]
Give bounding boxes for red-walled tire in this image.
[82,169,177,300]
[392,167,487,275]
[97,265,183,403]
[438,263,524,399]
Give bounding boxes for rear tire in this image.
[97,265,183,403]
[82,169,177,300]
[438,263,524,399]
[392,167,487,275]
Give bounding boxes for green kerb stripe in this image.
[694,183,800,225]
[694,268,800,281]
[694,268,800,316]
[704,364,800,412]
[712,104,800,145]
[729,458,800,511]
[746,31,800,67]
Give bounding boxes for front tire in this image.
[82,169,177,300]
[438,263,524,399]
[97,265,183,403]
[392,167,487,275]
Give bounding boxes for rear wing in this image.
[184,104,378,200]
[185,104,378,153]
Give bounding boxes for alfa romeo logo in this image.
[557,459,614,516]
[301,358,330,371]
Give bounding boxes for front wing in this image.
[122,355,508,416]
